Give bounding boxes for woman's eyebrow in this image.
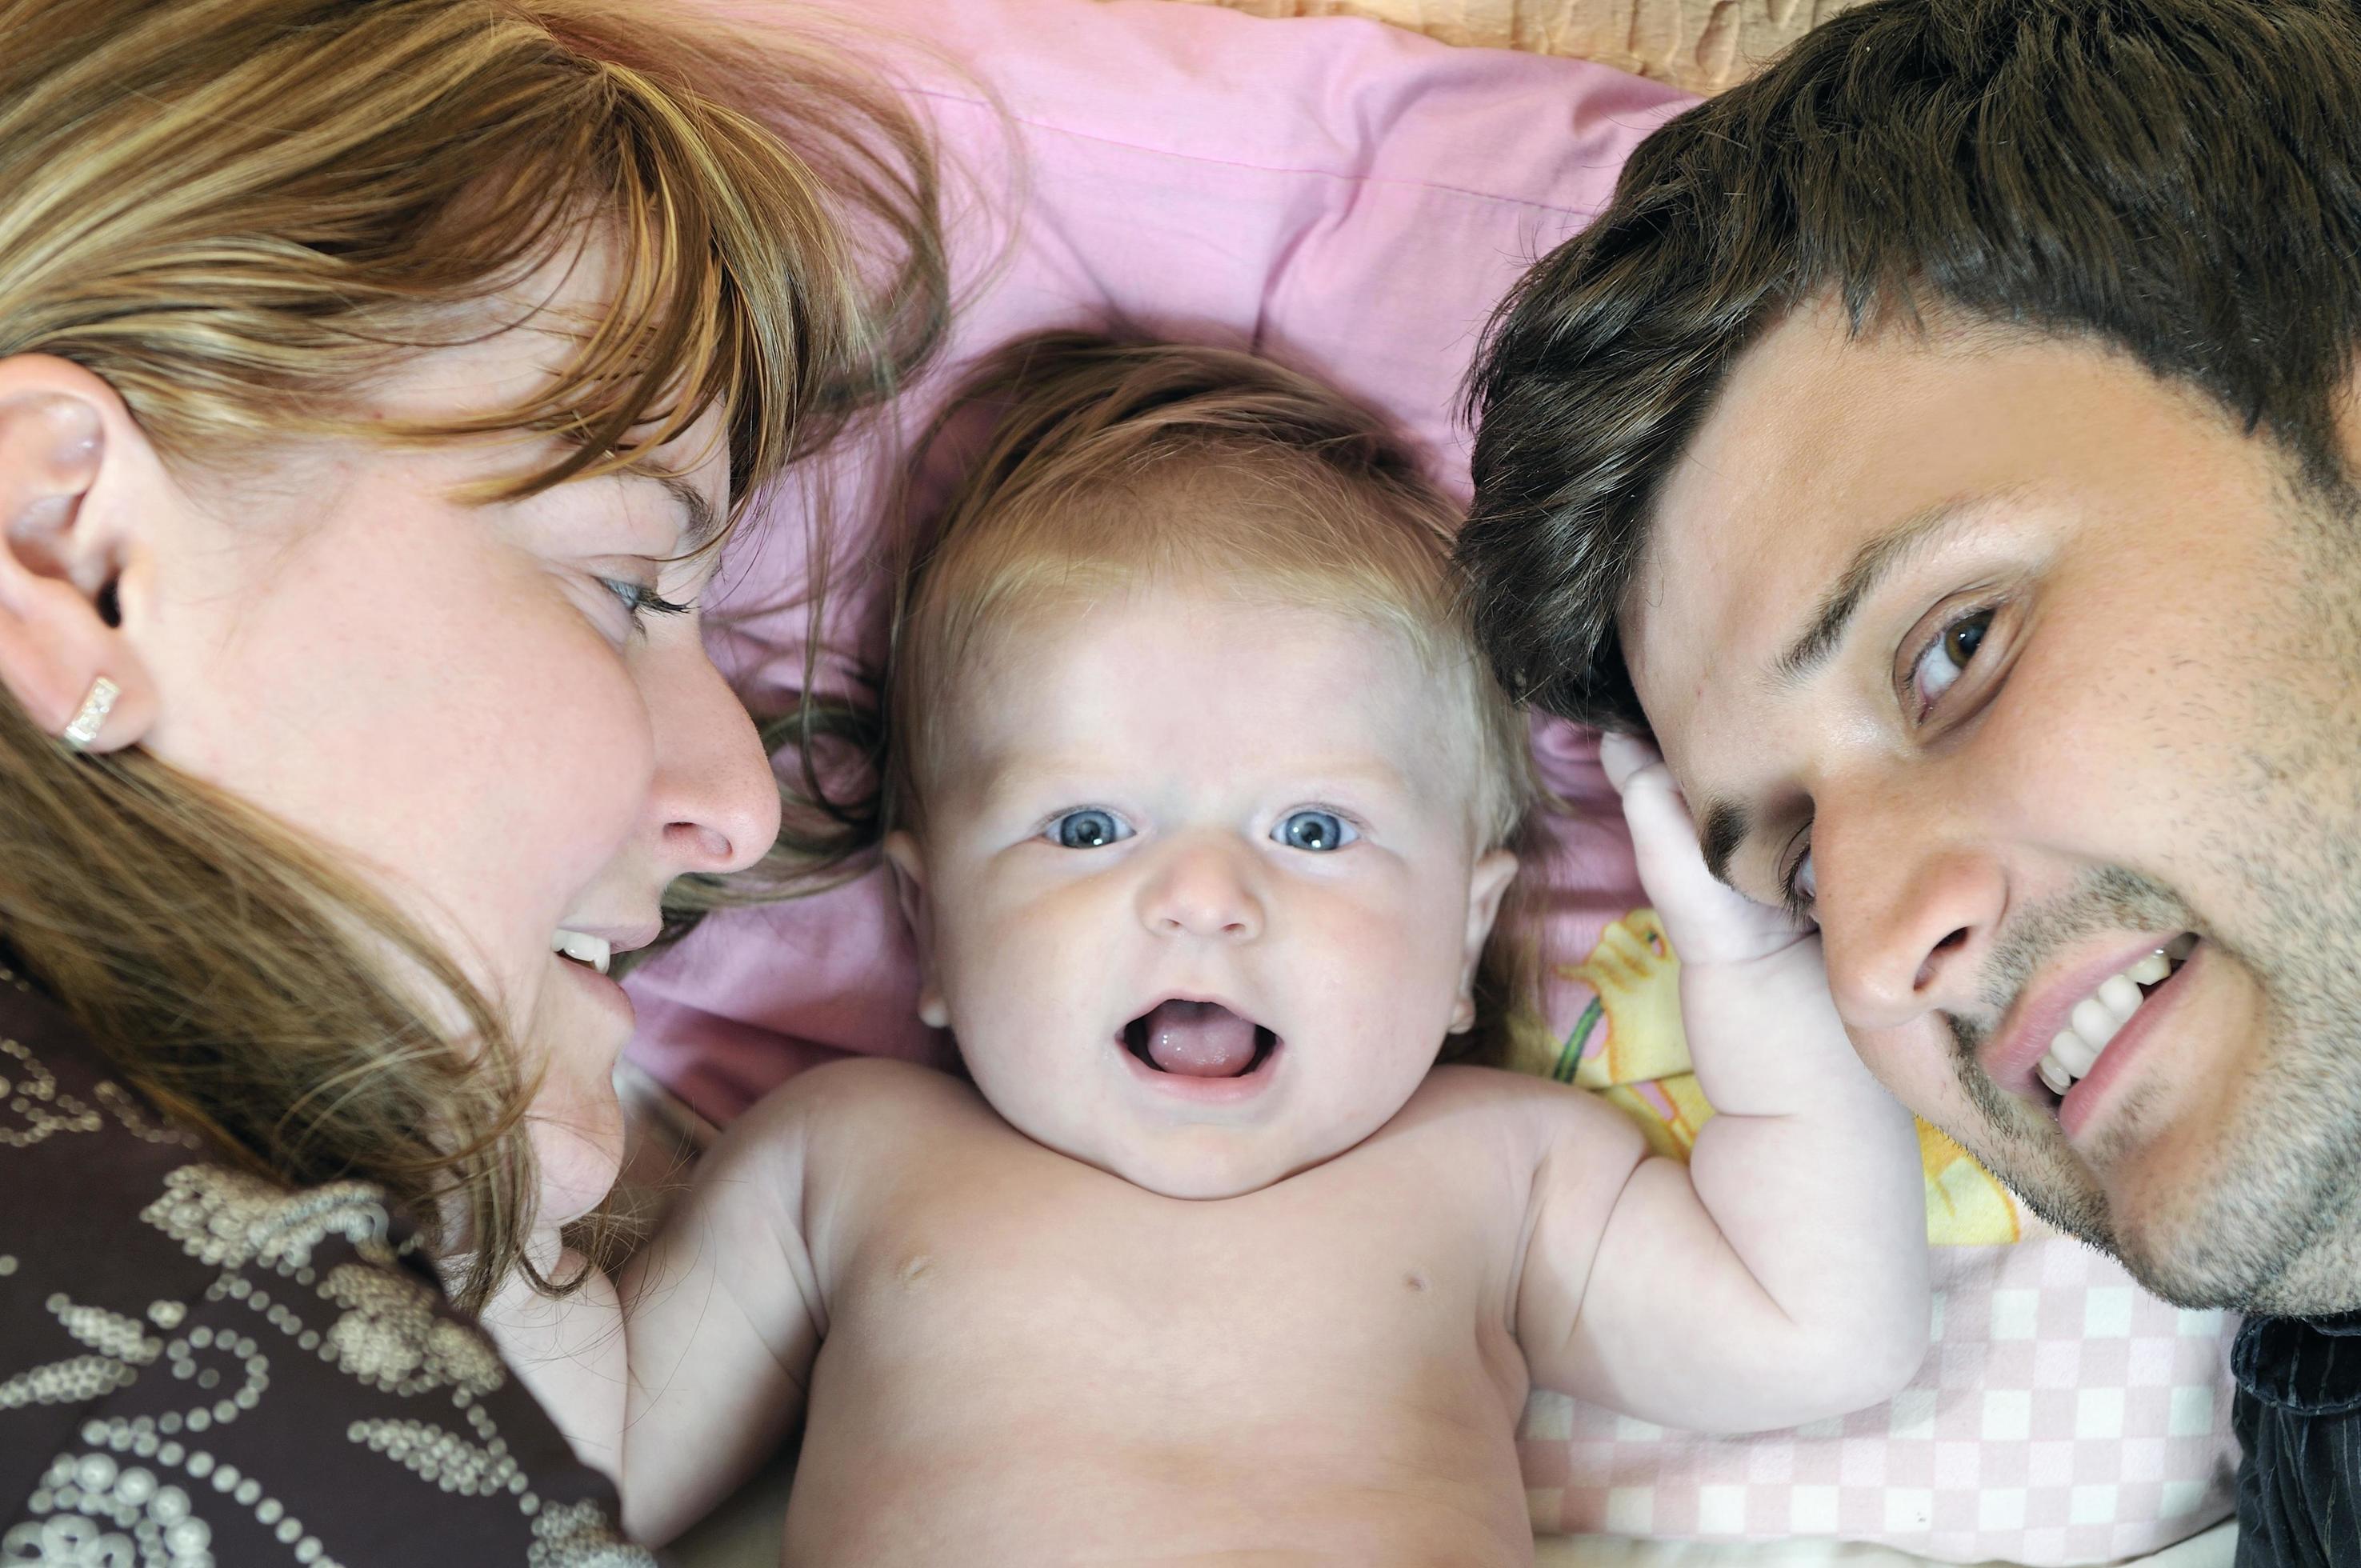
[1770,490,2020,686]
[629,471,722,549]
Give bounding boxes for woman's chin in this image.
[526,1094,627,1232]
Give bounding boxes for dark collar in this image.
[2235,1310,2361,1417]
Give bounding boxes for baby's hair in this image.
[878,330,1541,1064]
[886,332,1531,837]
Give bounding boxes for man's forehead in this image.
[1621,300,2043,775]
[1622,311,1873,773]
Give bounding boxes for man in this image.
[1455,1,2361,1560]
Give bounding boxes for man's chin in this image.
[1951,1066,2326,1310]
[2107,1167,2361,1316]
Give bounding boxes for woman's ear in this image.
[882,829,950,1030]
[0,355,164,754]
[1448,846,1521,1035]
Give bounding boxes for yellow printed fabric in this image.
[1508,910,2020,1245]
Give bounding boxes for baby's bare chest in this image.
[780,1090,1548,1564]
[817,1128,1531,1432]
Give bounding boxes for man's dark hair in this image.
[1458,0,2361,730]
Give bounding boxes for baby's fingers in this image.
[1599,733,1809,964]
[1599,735,1722,910]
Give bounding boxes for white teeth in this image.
[552,930,611,975]
[2033,940,2193,1098]
[2070,995,2123,1048]
[2096,974,2143,1022]
[2049,1028,2099,1077]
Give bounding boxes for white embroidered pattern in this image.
[138,1166,395,1274]
[3,1449,219,1566]
[0,1295,161,1413]
[0,1038,99,1150]
[526,1499,658,1566]
[2,1033,653,1566]
[319,1266,503,1399]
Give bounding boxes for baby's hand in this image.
[1597,733,1875,1116]
[1597,732,1810,970]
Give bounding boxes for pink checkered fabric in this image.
[1518,1234,2241,1563]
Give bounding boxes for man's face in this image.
[1624,297,2361,1314]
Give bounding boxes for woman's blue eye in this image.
[1274,810,1355,852]
[602,578,694,627]
[1051,808,1131,850]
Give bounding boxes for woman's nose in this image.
[1815,810,2004,1034]
[645,639,780,877]
[1137,836,1264,942]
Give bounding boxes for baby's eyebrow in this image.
[973,757,1422,810]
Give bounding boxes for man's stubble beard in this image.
[1936,482,2361,1316]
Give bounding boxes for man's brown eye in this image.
[1910,605,1998,712]
[1944,613,1990,668]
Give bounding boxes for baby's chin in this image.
[998,1105,1371,1202]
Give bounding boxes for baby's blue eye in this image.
[1274,810,1355,853]
[1050,808,1132,850]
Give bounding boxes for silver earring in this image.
[60,675,119,752]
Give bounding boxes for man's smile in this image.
[1978,932,2197,1126]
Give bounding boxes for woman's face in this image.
[121,270,779,1226]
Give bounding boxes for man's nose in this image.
[1137,834,1265,942]
[645,639,782,878]
[1813,791,2003,1032]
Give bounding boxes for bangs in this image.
[6,0,945,538]
[365,10,946,531]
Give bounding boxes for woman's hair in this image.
[0,0,947,1310]
[781,330,1539,1064]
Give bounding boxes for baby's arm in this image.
[1515,736,1931,1432]
[615,1083,830,1546]
[474,1238,629,1481]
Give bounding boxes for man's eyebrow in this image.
[1698,796,1750,890]
[1771,492,2016,686]
[1700,490,2026,893]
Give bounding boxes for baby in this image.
[614,334,1931,1563]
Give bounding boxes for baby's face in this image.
[888,585,1516,1199]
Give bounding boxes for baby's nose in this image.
[1138,839,1264,942]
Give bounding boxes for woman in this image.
[0,0,942,1558]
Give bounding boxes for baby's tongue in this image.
[1140,1000,1259,1078]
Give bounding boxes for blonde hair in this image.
[778,331,1538,1062]
[0,0,946,1310]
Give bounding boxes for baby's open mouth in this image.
[1122,999,1278,1079]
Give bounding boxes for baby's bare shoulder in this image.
[785,1055,985,1114]
[732,1058,998,1178]
[1402,1066,1651,1175]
